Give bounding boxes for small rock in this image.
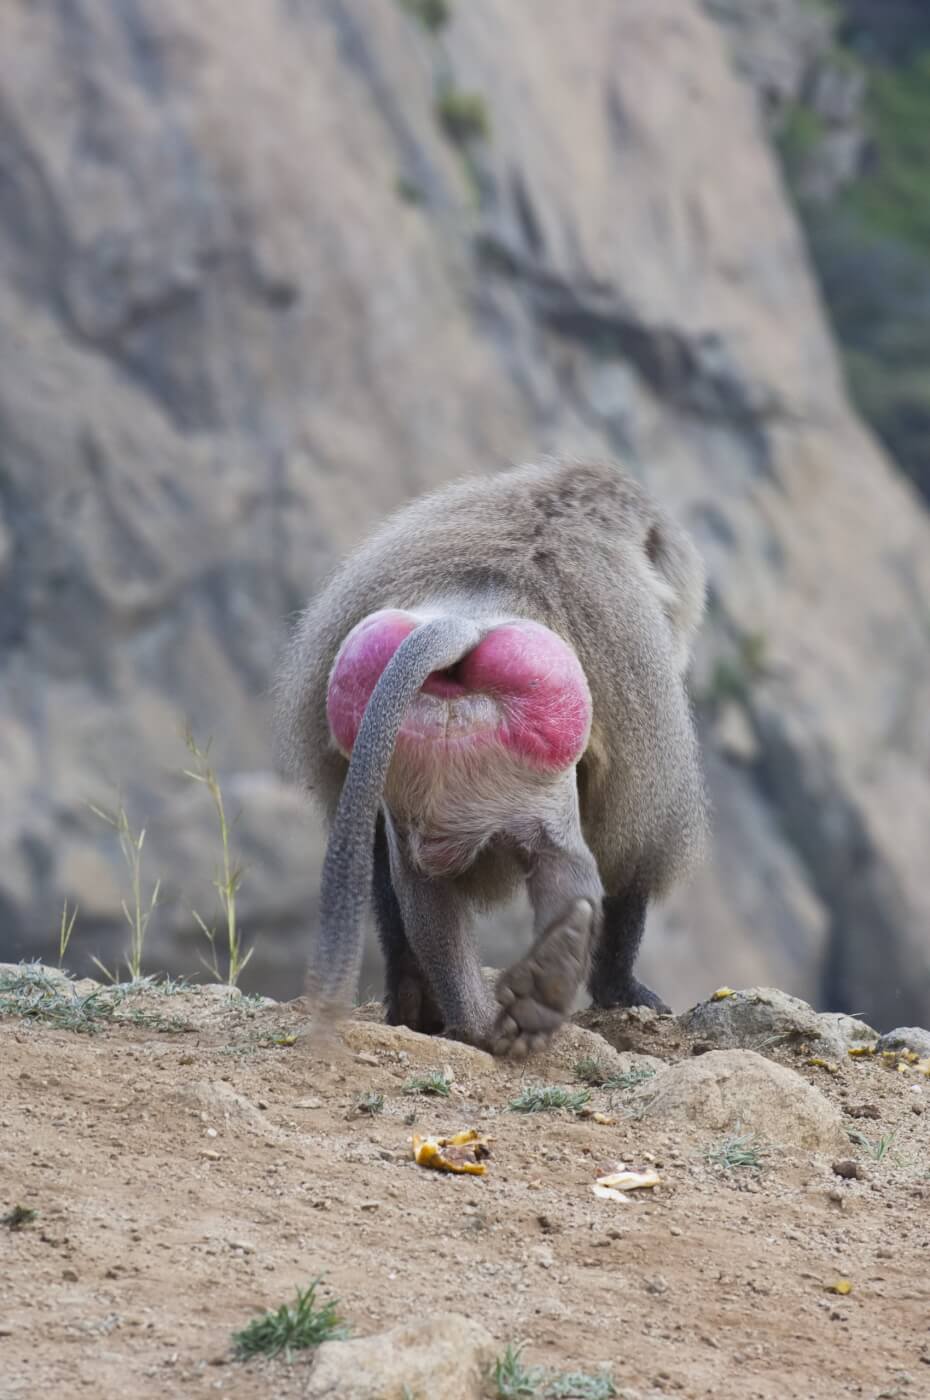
[295,1097,323,1110]
[305,1313,495,1400]
[679,988,877,1060]
[637,1050,848,1152]
[846,1104,881,1120]
[878,1027,930,1059]
[832,1159,865,1181]
[201,1149,220,1161]
[62,1268,79,1282]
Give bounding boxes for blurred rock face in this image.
[0,0,928,1025]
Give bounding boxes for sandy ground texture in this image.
[1,970,928,1400]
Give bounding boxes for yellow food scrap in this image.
[807,1057,839,1075]
[411,1128,490,1176]
[827,1279,853,1296]
[579,1108,617,1125]
[711,987,735,1001]
[917,1059,930,1077]
[847,1045,876,1057]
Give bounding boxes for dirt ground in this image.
[1,975,928,1400]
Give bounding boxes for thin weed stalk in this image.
[88,799,160,980]
[58,901,79,968]
[184,728,252,987]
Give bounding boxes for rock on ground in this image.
[637,1049,848,1153]
[305,1313,496,1400]
[877,1027,930,1059]
[679,988,878,1059]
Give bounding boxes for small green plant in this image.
[88,798,160,981]
[573,1059,656,1093]
[546,1373,616,1400]
[492,1344,617,1400]
[848,1129,897,1161]
[399,0,450,32]
[184,728,252,987]
[57,901,79,968]
[3,1204,37,1230]
[403,1071,452,1098]
[436,86,490,145]
[0,964,187,1036]
[0,964,118,1034]
[355,1091,385,1116]
[493,1342,542,1399]
[509,1085,591,1115]
[232,1279,350,1360]
[705,1124,765,1171]
[574,1057,608,1086]
[606,1067,656,1093]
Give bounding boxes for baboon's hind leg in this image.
[588,880,670,1013]
[372,815,443,1034]
[492,785,603,1058]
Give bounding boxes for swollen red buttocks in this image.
[327,610,591,772]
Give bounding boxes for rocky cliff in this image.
[1,0,928,1024]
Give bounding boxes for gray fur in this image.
[273,458,707,1047]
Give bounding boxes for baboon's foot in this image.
[441,1017,496,1051]
[491,899,594,1058]
[384,959,445,1037]
[591,977,671,1015]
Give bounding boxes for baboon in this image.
[274,459,707,1056]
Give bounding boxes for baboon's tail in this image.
[310,616,483,1013]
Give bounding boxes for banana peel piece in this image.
[591,1164,662,1202]
[411,1128,490,1175]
